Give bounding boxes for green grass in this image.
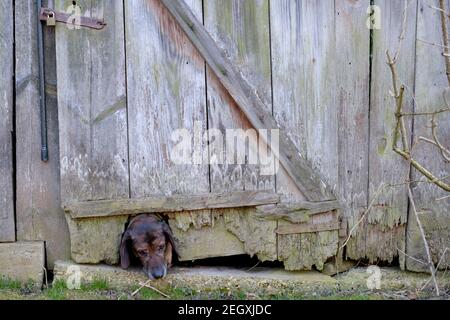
[0,278,392,300]
[0,277,22,290]
[81,278,110,291]
[43,278,112,300]
[45,280,67,300]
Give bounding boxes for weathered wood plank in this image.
[161,0,334,202]
[55,0,129,203]
[271,0,339,199]
[276,221,340,235]
[335,0,371,260]
[170,214,246,261]
[65,191,280,219]
[270,0,339,270]
[407,0,450,272]
[125,0,216,259]
[204,0,277,262]
[15,0,70,267]
[65,216,128,264]
[0,0,15,242]
[255,200,340,224]
[278,229,338,271]
[55,0,129,264]
[125,0,209,197]
[205,0,274,193]
[367,0,417,267]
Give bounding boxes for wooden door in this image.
[0,0,15,242]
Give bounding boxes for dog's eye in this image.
[158,245,165,251]
[137,250,147,256]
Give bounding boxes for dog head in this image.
[120,214,177,279]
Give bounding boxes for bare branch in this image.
[420,247,449,292]
[339,184,385,251]
[387,50,450,192]
[392,0,410,63]
[397,247,428,266]
[439,0,450,86]
[407,186,440,296]
[417,39,450,49]
[436,194,450,201]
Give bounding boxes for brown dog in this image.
[120,214,177,279]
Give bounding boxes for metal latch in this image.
[39,7,107,30]
[36,4,106,162]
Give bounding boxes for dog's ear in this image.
[119,229,131,269]
[162,222,179,258]
[164,241,173,267]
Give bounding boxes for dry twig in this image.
[407,186,440,296]
[138,281,171,299]
[387,51,450,191]
[131,279,171,299]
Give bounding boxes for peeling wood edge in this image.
[255,200,341,224]
[65,191,280,219]
[276,221,340,235]
[256,200,340,215]
[159,0,335,202]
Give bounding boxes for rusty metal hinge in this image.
[39,7,107,30]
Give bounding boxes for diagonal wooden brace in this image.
[159,0,335,202]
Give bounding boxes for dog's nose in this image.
[151,268,165,279]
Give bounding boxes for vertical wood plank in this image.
[15,0,70,266]
[125,0,215,259]
[0,0,15,242]
[335,0,371,260]
[55,0,129,203]
[126,0,208,197]
[407,0,450,272]
[205,0,274,193]
[270,0,339,270]
[272,0,338,196]
[367,0,417,267]
[205,0,277,261]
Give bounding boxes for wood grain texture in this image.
[335,0,371,260]
[204,0,277,261]
[270,0,339,269]
[407,0,450,272]
[0,0,15,242]
[169,215,246,261]
[161,0,334,201]
[125,0,213,250]
[15,0,70,266]
[276,221,340,235]
[255,200,340,224]
[55,0,129,203]
[126,0,209,197]
[367,0,417,266]
[65,191,280,218]
[205,0,274,193]
[271,0,339,198]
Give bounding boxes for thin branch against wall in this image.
[417,38,450,49]
[426,2,450,17]
[407,186,440,296]
[439,0,450,86]
[387,52,450,192]
[383,0,450,297]
[392,0,410,63]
